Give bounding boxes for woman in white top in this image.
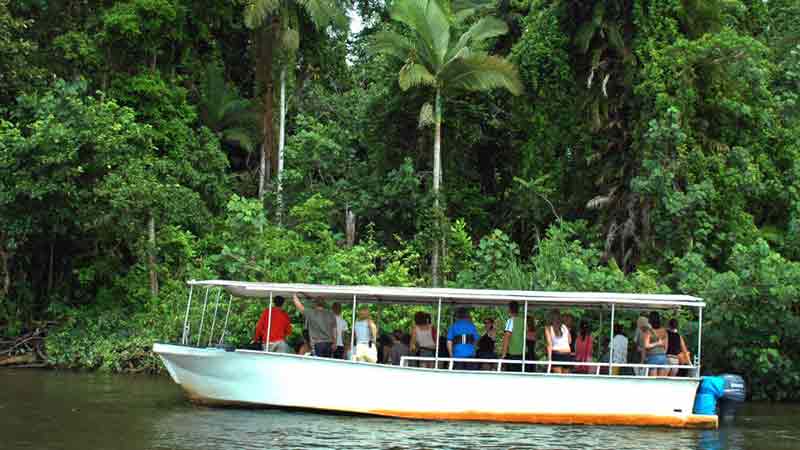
[545,309,573,374]
[352,307,378,363]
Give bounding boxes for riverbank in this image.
[1,307,171,374]
[0,324,50,368]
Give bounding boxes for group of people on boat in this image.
[252,295,692,376]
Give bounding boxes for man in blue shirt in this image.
[447,307,480,370]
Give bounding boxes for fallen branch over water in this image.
[0,326,53,368]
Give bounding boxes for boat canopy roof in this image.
[189,280,704,309]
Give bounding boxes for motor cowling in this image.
[718,374,746,420]
[693,374,746,419]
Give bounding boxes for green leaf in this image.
[281,27,300,52]
[441,53,523,95]
[244,0,280,29]
[447,16,508,62]
[398,63,437,90]
[369,30,414,61]
[390,0,450,66]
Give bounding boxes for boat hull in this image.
[153,343,716,429]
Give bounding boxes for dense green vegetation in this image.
[1,0,799,400]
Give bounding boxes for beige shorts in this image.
[352,343,377,363]
[667,355,680,366]
[267,340,292,354]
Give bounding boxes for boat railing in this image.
[400,356,697,377]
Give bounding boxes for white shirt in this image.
[548,325,570,351]
[335,316,348,347]
[612,334,628,364]
[504,317,516,333]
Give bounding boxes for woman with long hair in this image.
[410,311,437,368]
[642,313,668,376]
[574,320,593,374]
[545,309,573,374]
[666,318,690,376]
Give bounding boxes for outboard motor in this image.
[693,374,746,421]
[718,374,746,421]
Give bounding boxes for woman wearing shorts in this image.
[545,309,573,374]
[642,318,668,376]
[666,318,690,376]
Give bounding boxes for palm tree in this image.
[370,0,523,286]
[197,65,259,156]
[244,0,346,214]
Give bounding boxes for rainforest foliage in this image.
[1,0,799,400]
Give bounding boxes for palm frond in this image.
[452,8,475,25]
[297,0,348,30]
[369,30,414,61]
[452,0,494,17]
[606,23,625,54]
[574,20,596,54]
[198,65,238,130]
[398,63,436,90]
[281,26,300,51]
[464,16,508,44]
[441,53,523,95]
[244,0,281,29]
[447,16,507,62]
[222,128,258,153]
[219,99,259,129]
[196,65,259,152]
[390,0,450,66]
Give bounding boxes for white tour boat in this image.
[154,280,720,429]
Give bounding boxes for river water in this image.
[1,369,798,450]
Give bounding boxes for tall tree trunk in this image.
[431,88,443,287]
[276,67,287,222]
[346,207,356,247]
[0,244,10,297]
[148,214,159,296]
[256,27,276,202]
[47,240,54,293]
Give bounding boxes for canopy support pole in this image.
[521,300,528,373]
[434,297,442,369]
[219,294,233,345]
[207,288,222,347]
[265,291,273,352]
[349,294,357,361]
[597,306,604,374]
[196,287,210,347]
[697,306,703,374]
[609,303,615,375]
[181,285,194,345]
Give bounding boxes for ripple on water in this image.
[1,370,799,450]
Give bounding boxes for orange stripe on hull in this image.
[368,410,719,429]
[180,386,717,430]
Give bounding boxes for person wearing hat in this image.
[292,294,337,358]
[636,315,667,376]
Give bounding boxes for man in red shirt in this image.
[253,296,292,353]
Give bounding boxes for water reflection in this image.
[1,370,798,450]
[153,408,712,450]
